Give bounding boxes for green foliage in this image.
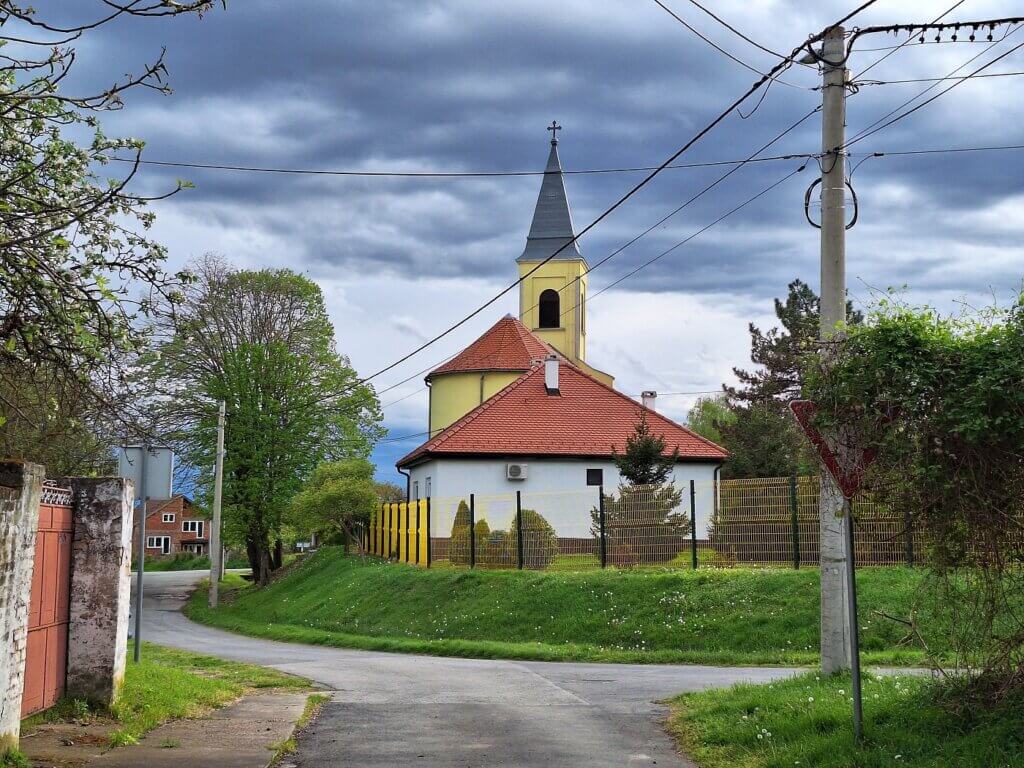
[0,3,216,437]
[613,410,679,485]
[669,672,1024,768]
[148,258,382,584]
[803,295,1024,697]
[375,481,405,503]
[290,459,378,552]
[189,548,935,666]
[0,748,29,768]
[449,505,558,568]
[714,279,852,478]
[592,484,689,566]
[686,395,735,446]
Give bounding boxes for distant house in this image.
[131,495,208,558]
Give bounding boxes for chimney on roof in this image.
[641,390,657,411]
[544,355,559,394]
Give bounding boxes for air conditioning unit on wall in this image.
[506,463,528,480]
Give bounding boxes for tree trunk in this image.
[272,538,283,570]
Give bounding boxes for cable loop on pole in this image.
[803,177,859,230]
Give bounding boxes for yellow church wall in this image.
[517,260,587,362]
[428,370,523,434]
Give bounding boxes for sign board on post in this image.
[119,446,174,502]
[790,399,877,744]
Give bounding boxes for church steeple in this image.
[517,121,583,264]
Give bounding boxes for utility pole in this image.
[133,443,149,663]
[817,25,853,677]
[209,400,226,608]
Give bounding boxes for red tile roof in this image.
[427,315,553,378]
[399,362,728,466]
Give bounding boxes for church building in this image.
[397,125,727,537]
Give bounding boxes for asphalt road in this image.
[134,570,802,767]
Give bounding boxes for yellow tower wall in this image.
[428,370,523,435]
[517,260,587,362]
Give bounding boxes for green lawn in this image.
[22,641,308,748]
[136,553,252,572]
[185,546,936,666]
[669,672,1024,767]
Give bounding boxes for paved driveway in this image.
[134,570,801,767]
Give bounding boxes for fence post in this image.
[516,491,524,569]
[379,504,384,556]
[416,501,421,566]
[405,503,410,563]
[469,493,476,569]
[598,485,607,569]
[690,479,698,570]
[790,474,801,569]
[391,502,397,558]
[426,497,432,568]
[903,508,914,567]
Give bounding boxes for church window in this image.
[539,289,560,328]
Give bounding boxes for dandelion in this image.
[808,696,814,702]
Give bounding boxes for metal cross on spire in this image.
[547,120,561,145]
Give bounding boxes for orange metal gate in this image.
[21,484,73,717]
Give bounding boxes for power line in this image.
[846,33,1024,149]
[349,1,882,390]
[854,0,968,79]
[651,0,809,90]
[856,70,1024,85]
[679,0,804,64]
[111,151,813,180]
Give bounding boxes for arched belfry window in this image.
[538,289,560,329]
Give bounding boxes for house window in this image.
[413,481,419,500]
[146,536,170,554]
[182,520,205,538]
[162,513,175,523]
[586,468,604,486]
[538,289,560,328]
[425,476,432,498]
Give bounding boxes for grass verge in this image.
[668,672,1024,767]
[22,641,309,747]
[185,547,934,666]
[136,553,252,572]
[269,693,330,766]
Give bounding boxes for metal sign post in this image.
[791,400,875,743]
[133,443,148,663]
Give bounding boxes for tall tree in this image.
[0,2,219,444]
[290,459,379,556]
[148,256,382,584]
[612,410,680,486]
[712,279,859,478]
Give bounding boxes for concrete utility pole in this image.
[817,25,852,676]
[209,400,226,608]
[133,443,148,663]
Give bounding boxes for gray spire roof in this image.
[517,132,583,263]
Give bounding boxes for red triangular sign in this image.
[790,400,876,500]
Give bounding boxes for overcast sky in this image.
[54,0,1024,482]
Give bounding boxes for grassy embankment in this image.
[669,672,1024,767]
[137,553,252,572]
[21,641,309,748]
[186,546,937,666]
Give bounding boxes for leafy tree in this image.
[612,410,680,485]
[686,395,735,446]
[803,295,1024,703]
[290,459,378,556]
[375,481,406,503]
[712,279,859,478]
[148,256,382,584]
[0,2,219,434]
[593,412,687,565]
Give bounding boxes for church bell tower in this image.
[517,122,590,365]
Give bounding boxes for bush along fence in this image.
[366,482,711,571]
[364,476,921,571]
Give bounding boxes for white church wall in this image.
[407,457,719,539]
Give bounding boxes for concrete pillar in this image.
[0,461,44,752]
[60,477,135,707]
